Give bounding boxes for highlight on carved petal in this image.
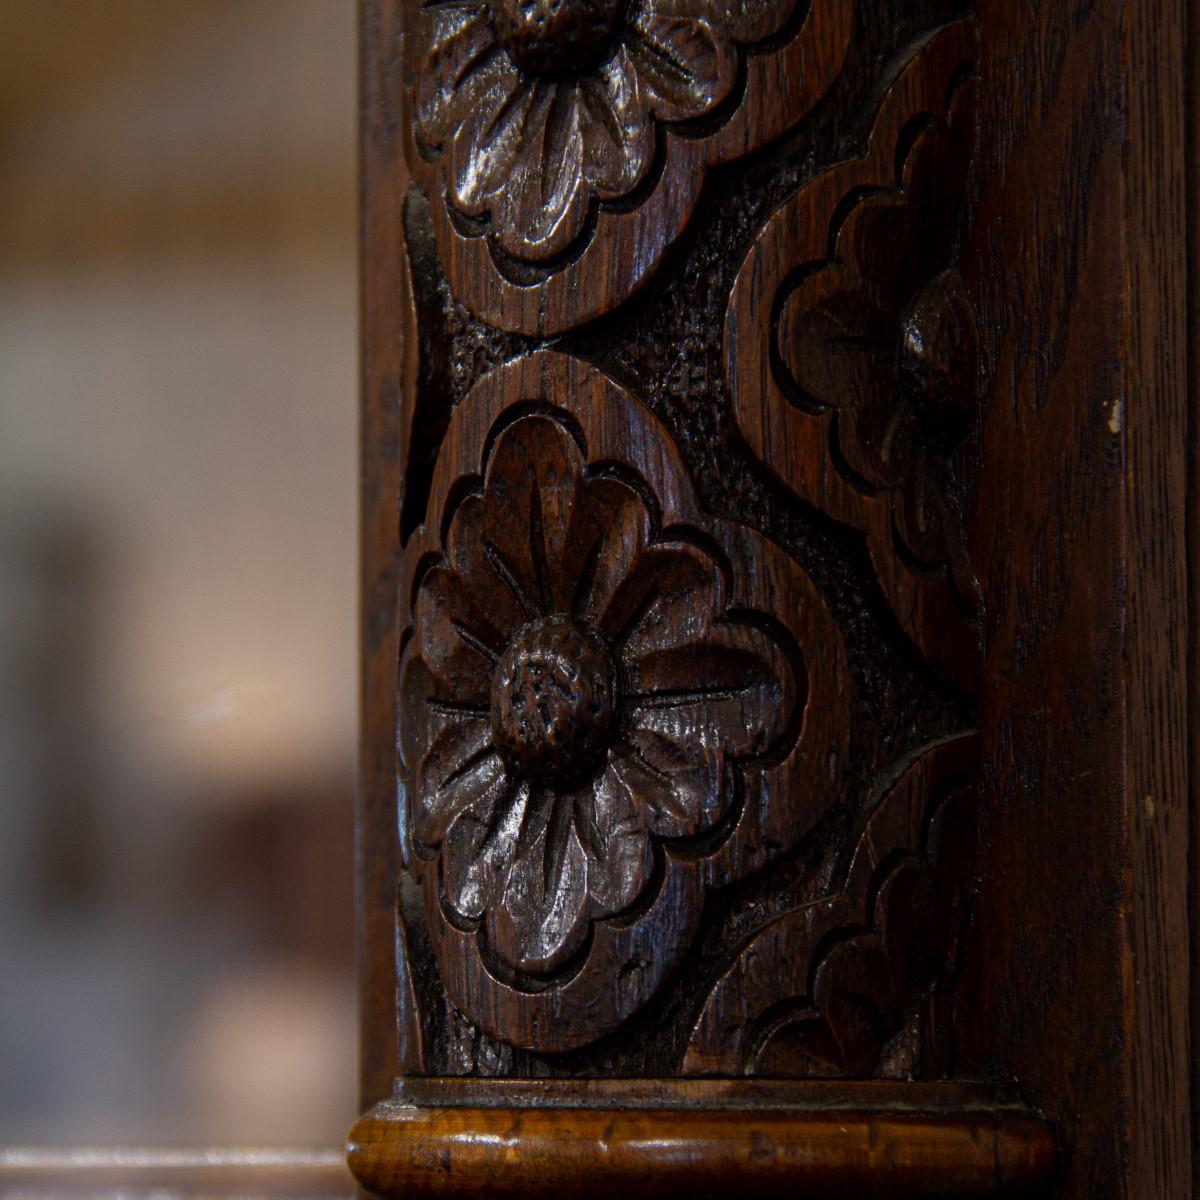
[401,413,793,978]
[411,0,796,262]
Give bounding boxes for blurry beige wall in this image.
[0,1,358,1145]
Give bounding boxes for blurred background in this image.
[0,0,358,1148]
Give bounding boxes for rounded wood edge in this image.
[347,1093,1056,1199]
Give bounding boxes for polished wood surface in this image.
[350,1083,1055,1200]
[356,0,1192,1195]
[404,0,853,334]
[949,3,1191,1196]
[370,0,986,1088]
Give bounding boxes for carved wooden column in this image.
[350,2,1189,1197]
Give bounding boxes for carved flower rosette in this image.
[397,353,849,1051]
[405,1,853,333]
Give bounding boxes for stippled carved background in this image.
[388,0,982,1080]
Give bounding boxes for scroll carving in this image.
[726,23,980,691]
[397,352,850,1051]
[406,1,854,334]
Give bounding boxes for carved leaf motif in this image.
[405,1,854,333]
[683,735,979,1077]
[726,23,981,692]
[396,352,851,1051]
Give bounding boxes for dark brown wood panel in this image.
[950,3,1190,1196]
[355,0,1191,1195]
[1125,6,1190,1196]
[359,0,407,1108]
[375,0,987,1086]
[1191,0,1200,1188]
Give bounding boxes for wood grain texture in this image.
[395,351,851,1052]
[683,733,977,1078]
[951,1,1191,1196]
[726,21,980,694]
[360,0,407,1106]
[1124,0,1190,1193]
[350,1083,1055,1200]
[356,0,1192,1195]
[1191,0,1200,1184]
[379,1,988,1085]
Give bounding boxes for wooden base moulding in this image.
[348,1082,1054,1200]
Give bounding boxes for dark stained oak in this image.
[355,0,1192,1196]
[682,733,978,1078]
[395,352,850,1054]
[726,22,980,694]
[949,3,1191,1197]
[359,0,408,1106]
[404,0,855,334]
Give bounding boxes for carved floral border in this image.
[388,17,986,1073]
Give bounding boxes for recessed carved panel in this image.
[396,353,850,1051]
[386,8,984,1084]
[405,0,854,334]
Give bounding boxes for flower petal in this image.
[494,83,590,260]
[398,649,438,774]
[626,13,735,122]
[851,386,916,490]
[480,417,587,619]
[579,47,655,198]
[597,540,719,653]
[609,736,723,838]
[414,6,510,147]
[625,636,790,763]
[414,563,504,705]
[446,491,531,643]
[414,718,505,848]
[615,619,793,841]
[443,781,531,920]
[623,620,792,758]
[633,0,793,44]
[717,0,793,43]
[399,644,492,863]
[779,280,902,491]
[447,70,542,213]
[563,475,651,626]
[894,450,957,568]
[488,794,590,974]
[578,764,653,917]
